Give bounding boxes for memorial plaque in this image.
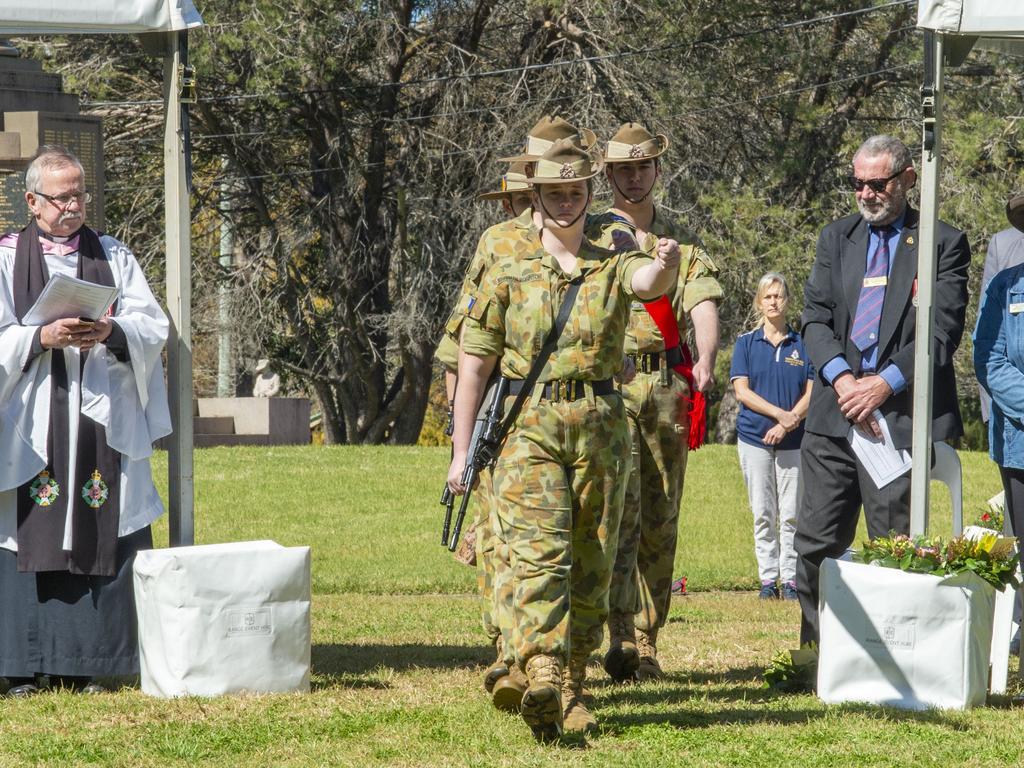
[4,111,104,231]
[0,170,28,231]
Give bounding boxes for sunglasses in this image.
[846,169,904,194]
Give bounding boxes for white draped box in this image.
[817,558,998,710]
[133,540,311,697]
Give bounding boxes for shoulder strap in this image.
[491,275,583,447]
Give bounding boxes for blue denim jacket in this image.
[974,263,1024,469]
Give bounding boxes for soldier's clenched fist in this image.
[655,238,680,271]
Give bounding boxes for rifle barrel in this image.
[448,465,478,551]
[440,486,454,545]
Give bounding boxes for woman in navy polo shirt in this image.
[730,273,814,600]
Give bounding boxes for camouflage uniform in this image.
[590,211,722,634]
[436,210,537,656]
[460,231,652,667]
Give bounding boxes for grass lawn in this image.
[0,444,1020,767]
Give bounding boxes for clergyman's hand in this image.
[76,316,115,353]
[40,318,93,350]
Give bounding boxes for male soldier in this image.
[435,116,600,713]
[590,122,722,682]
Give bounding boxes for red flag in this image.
[642,295,707,450]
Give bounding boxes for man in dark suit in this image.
[796,135,970,645]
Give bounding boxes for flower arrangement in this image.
[974,493,1005,532]
[855,531,1019,591]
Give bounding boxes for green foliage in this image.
[32,1,1024,442]
[855,531,1020,590]
[763,643,817,693]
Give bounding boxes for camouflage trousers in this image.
[608,369,690,631]
[473,468,515,659]
[491,391,631,665]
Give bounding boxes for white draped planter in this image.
[817,558,997,710]
[133,540,311,697]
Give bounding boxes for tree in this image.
[29,0,1021,445]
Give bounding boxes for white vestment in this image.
[0,233,172,553]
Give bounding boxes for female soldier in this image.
[447,137,680,741]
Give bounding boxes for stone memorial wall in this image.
[0,48,104,234]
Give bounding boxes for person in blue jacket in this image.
[974,221,1024,546]
[731,273,814,600]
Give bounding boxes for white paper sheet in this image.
[847,410,912,489]
[21,272,118,325]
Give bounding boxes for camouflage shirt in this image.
[435,210,536,370]
[436,210,644,370]
[460,228,652,381]
[588,209,722,355]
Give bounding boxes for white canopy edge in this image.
[0,1,202,34]
[918,0,1024,36]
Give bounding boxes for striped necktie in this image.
[850,226,893,352]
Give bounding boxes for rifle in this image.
[440,375,509,551]
[439,274,584,552]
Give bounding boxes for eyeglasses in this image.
[846,169,904,194]
[33,190,92,207]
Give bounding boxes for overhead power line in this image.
[83,1,916,109]
[101,58,927,196]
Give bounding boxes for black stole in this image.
[11,219,122,577]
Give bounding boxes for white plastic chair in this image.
[931,441,963,535]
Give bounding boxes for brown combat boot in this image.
[521,654,563,742]
[483,635,510,693]
[603,611,639,683]
[636,627,664,681]
[491,663,527,713]
[562,656,598,735]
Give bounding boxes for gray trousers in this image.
[737,440,801,584]
[794,432,911,646]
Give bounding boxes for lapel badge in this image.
[906,235,914,246]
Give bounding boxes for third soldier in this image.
[591,122,722,682]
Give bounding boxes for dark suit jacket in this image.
[801,206,970,450]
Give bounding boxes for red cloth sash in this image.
[641,295,707,450]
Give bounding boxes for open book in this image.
[21,272,118,325]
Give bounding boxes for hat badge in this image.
[500,177,508,192]
[559,163,577,179]
[628,144,645,159]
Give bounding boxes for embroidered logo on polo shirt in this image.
[30,470,60,507]
[784,349,805,367]
[81,469,109,509]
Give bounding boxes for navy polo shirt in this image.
[730,326,815,450]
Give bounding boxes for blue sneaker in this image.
[758,582,780,600]
[781,581,799,601]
